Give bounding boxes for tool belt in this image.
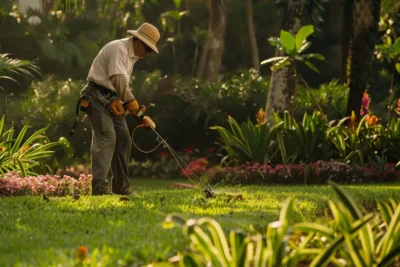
[89,82,127,116]
[89,82,114,98]
[70,82,121,137]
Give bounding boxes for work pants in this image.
[84,85,131,194]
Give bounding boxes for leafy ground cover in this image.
[1,179,400,266]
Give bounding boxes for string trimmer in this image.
[131,112,217,198]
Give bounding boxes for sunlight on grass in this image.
[1,183,400,266]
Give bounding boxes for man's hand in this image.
[125,99,140,115]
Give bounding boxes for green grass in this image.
[1,180,400,266]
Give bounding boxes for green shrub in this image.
[294,79,349,120]
[6,76,91,169]
[129,69,269,155]
[0,115,60,176]
[210,115,277,165]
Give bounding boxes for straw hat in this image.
[127,23,160,54]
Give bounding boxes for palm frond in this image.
[0,54,41,86]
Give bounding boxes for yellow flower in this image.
[349,111,358,130]
[256,108,266,126]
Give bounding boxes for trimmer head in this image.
[204,186,217,198]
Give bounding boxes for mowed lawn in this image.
[1,179,400,266]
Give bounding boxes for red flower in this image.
[159,151,168,157]
[184,147,192,154]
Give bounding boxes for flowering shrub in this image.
[180,158,209,176]
[0,172,91,197]
[56,164,91,179]
[210,161,400,185]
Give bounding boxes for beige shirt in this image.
[87,37,138,103]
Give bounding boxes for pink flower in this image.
[360,92,371,116]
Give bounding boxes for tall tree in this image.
[345,0,381,116]
[245,0,259,72]
[265,0,305,119]
[196,0,229,82]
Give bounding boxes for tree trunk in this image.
[196,0,228,82]
[245,0,259,72]
[345,0,381,117]
[265,0,304,120]
[325,0,345,82]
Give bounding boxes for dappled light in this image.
[1,0,400,266]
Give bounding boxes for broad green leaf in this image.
[296,25,314,51]
[305,60,320,73]
[280,30,296,54]
[393,38,400,54]
[310,235,344,267]
[279,198,294,224]
[329,181,362,219]
[305,53,325,60]
[229,230,247,265]
[270,57,291,71]
[293,223,335,239]
[173,0,181,8]
[381,204,400,256]
[260,56,288,65]
[395,63,400,74]
[199,218,232,265]
[180,254,201,267]
[166,10,182,20]
[186,225,222,266]
[298,41,311,53]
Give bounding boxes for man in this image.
[82,23,160,195]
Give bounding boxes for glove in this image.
[109,98,125,116]
[125,99,140,115]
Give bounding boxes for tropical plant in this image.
[0,116,61,177]
[158,182,400,266]
[327,113,382,165]
[375,37,400,84]
[162,198,296,266]
[0,53,40,90]
[262,24,325,118]
[293,183,400,266]
[272,110,332,165]
[294,79,349,120]
[210,115,278,165]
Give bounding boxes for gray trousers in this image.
[84,85,131,194]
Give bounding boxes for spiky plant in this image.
[0,54,41,90]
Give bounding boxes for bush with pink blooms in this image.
[210,161,400,185]
[0,172,92,197]
[180,158,221,182]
